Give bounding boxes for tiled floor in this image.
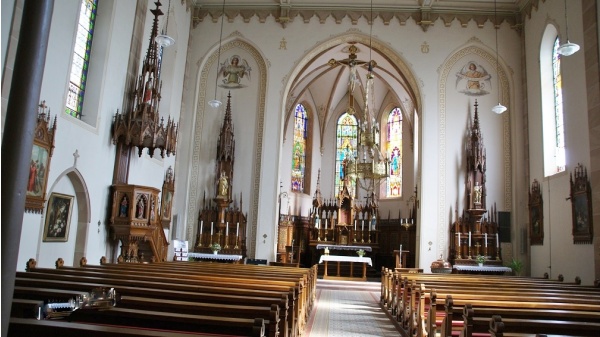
[305,279,402,337]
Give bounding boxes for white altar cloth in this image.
[319,255,372,266]
[453,265,512,272]
[188,252,243,262]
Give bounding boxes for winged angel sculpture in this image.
[219,55,252,89]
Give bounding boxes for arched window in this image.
[65,0,98,118]
[291,104,308,192]
[541,25,566,176]
[335,112,358,197]
[386,107,402,197]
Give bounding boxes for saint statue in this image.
[473,182,482,205]
[218,172,228,198]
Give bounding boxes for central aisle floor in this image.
[304,279,403,337]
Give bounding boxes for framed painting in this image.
[43,193,74,242]
[528,179,543,245]
[570,163,593,244]
[25,101,56,213]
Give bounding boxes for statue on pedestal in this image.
[218,171,228,198]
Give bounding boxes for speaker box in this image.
[498,211,511,243]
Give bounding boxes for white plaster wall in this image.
[524,0,594,285]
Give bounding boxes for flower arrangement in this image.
[475,255,486,265]
[356,249,365,257]
[211,243,221,253]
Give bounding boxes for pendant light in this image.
[557,0,580,56]
[208,0,226,109]
[155,0,175,48]
[491,0,507,115]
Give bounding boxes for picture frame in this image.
[43,193,74,242]
[570,164,593,244]
[26,101,56,213]
[528,179,543,245]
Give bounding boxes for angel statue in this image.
[219,55,251,88]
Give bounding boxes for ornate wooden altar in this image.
[193,92,247,257]
[450,101,502,267]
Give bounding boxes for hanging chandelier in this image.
[112,1,178,158]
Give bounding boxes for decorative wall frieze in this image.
[192,6,520,31]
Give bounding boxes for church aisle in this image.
[305,279,402,337]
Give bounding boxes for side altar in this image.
[193,93,247,257]
[449,102,503,269]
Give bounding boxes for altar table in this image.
[187,252,243,263]
[319,255,373,281]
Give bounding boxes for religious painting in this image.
[570,164,593,244]
[528,179,543,245]
[218,55,252,89]
[455,61,491,96]
[25,101,56,213]
[43,193,74,242]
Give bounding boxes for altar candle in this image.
[496,233,499,248]
[236,222,239,237]
[226,222,229,236]
[362,220,364,231]
[325,219,328,229]
[458,232,460,246]
[200,221,203,235]
[484,233,487,247]
[211,222,214,236]
[468,231,471,246]
[354,220,357,231]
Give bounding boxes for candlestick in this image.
[236,222,239,237]
[468,231,471,247]
[484,233,487,247]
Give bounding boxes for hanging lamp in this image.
[491,0,507,115]
[155,0,175,48]
[557,0,580,56]
[208,0,226,108]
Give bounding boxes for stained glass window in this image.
[335,112,358,197]
[386,107,402,197]
[552,37,565,173]
[65,0,97,118]
[291,104,308,193]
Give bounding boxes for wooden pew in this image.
[9,317,253,337]
[15,263,316,334]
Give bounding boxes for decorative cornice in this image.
[192,5,521,31]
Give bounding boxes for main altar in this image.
[449,102,503,269]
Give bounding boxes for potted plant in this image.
[475,255,485,267]
[211,243,221,255]
[507,258,523,276]
[356,249,365,258]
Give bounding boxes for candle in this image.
[236,222,239,237]
[325,219,328,229]
[496,233,499,248]
[362,220,364,231]
[399,244,403,253]
[210,222,213,236]
[226,221,229,236]
[468,231,471,247]
[484,233,487,247]
[354,220,357,231]
[200,220,203,235]
[458,232,460,246]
